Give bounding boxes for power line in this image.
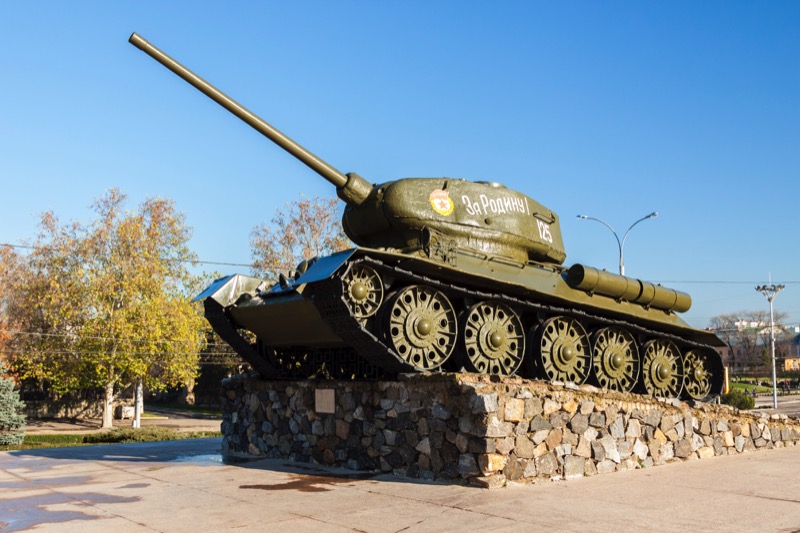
[658,280,800,285]
[0,348,236,357]
[0,350,242,366]
[6,243,799,285]
[3,329,236,348]
[0,242,252,269]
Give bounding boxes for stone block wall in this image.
[220,373,800,488]
[24,399,103,419]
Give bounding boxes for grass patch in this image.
[0,428,221,452]
[21,434,88,447]
[729,382,772,394]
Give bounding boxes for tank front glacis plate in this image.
[343,178,567,264]
[230,291,344,347]
[198,250,356,349]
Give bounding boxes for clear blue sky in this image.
[1,2,798,330]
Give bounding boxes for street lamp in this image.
[576,212,658,276]
[755,283,785,409]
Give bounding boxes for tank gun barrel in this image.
[129,33,370,202]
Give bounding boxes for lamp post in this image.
[576,212,658,276]
[756,283,785,409]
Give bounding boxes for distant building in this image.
[789,334,800,371]
[710,323,798,375]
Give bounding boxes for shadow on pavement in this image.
[4,437,449,491]
[0,491,140,533]
[4,437,223,464]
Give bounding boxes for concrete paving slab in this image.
[1,438,800,532]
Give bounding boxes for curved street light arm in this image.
[577,212,658,276]
[620,212,658,276]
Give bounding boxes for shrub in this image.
[82,427,220,444]
[721,388,755,410]
[83,427,180,444]
[0,365,26,445]
[23,434,86,445]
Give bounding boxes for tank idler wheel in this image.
[461,301,525,375]
[641,339,684,398]
[384,285,457,370]
[342,264,384,319]
[683,349,718,401]
[591,327,640,393]
[536,316,592,385]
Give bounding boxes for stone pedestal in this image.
[220,373,800,488]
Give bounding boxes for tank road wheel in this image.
[683,349,721,401]
[384,285,457,370]
[591,327,640,393]
[342,264,384,319]
[461,301,525,375]
[536,316,592,385]
[641,339,684,398]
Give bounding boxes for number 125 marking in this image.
[537,220,553,243]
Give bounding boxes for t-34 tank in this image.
[130,33,725,401]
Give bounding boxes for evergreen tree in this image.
[0,364,25,445]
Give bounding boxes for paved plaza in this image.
[1,437,799,532]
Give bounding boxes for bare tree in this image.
[250,195,350,281]
[709,310,790,370]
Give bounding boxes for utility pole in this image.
[755,283,785,409]
[576,212,658,276]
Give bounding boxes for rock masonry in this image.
[220,373,800,488]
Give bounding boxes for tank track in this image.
[206,254,723,401]
[309,255,723,400]
[259,345,385,380]
[322,255,716,353]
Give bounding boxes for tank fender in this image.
[294,249,357,285]
[566,264,691,313]
[192,274,267,308]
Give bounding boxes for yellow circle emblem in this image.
[429,190,454,216]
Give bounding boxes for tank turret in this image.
[129,33,566,265]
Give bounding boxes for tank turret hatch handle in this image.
[533,211,556,224]
[129,32,371,205]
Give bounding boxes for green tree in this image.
[8,189,205,428]
[250,195,350,281]
[0,363,25,445]
[0,246,17,367]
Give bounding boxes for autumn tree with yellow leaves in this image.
[0,246,21,368]
[4,189,205,428]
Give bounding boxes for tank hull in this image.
[198,247,724,401]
